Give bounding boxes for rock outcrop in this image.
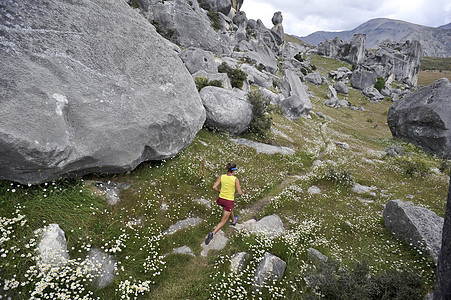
[434,176,451,299]
[383,200,444,263]
[84,248,117,289]
[387,78,451,159]
[363,40,423,87]
[0,0,206,184]
[200,86,253,135]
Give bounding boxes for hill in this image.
[298,18,451,57]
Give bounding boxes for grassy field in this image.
[1,54,449,299]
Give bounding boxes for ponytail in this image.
[226,163,237,173]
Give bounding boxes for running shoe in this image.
[205,232,214,245]
[231,215,239,226]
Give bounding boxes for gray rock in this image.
[180,47,218,74]
[271,11,283,26]
[92,181,131,205]
[259,87,283,105]
[336,142,349,149]
[346,34,366,65]
[385,146,404,157]
[0,0,206,184]
[163,217,203,235]
[172,246,195,257]
[144,0,232,54]
[387,78,451,159]
[231,46,278,74]
[317,37,344,58]
[434,176,451,299]
[334,81,349,94]
[193,197,212,209]
[352,183,376,195]
[329,67,352,81]
[246,214,285,238]
[351,69,377,90]
[323,97,339,108]
[307,248,329,267]
[305,72,323,85]
[280,70,312,119]
[201,230,228,256]
[200,86,252,135]
[363,86,385,101]
[364,40,423,87]
[253,252,286,290]
[383,200,444,263]
[230,252,250,273]
[327,85,338,99]
[35,224,69,266]
[204,0,232,15]
[307,186,321,195]
[240,64,274,89]
[84,248,117,289]
[338,99,350,107]
[231,138,294,155]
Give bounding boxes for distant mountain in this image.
[298,18,451,57]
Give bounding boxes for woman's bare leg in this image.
[213,210,231,234]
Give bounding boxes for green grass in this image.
[1,55,449,299]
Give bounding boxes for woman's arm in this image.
[212,177,221,193]
[235,178,242,195]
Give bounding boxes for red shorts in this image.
[216,197,234,212]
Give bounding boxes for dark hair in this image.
[226,163,237,173]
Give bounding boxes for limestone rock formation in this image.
[230,252,250,273]
[204,0,232,15]
[0,0,206,184]
[387,78,451,159]
[383,200,444,263]
[364,40,423,87]
[280,70,312,120]
[200,86,253,135]
[434,176,451,299]
[141,0,233,54]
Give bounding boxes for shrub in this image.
[218,62,247,89]
[207,10,222,31]
[194,77,223,91]
[392,156,429,177]
[247,90,272,136]
[294,53,304,62]
[304,260,425,300]
[374,77,385,92]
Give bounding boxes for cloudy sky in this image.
[240,0,451,37]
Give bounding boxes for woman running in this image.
[205,163,242,245]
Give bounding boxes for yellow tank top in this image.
[219,174,236,201]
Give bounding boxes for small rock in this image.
[336,142,349,149]
[163,217,203,235]
[84,248,117,289]
[172,246,195,257]
[307,186,321,195]
[253,252,286,290]
[35,224,69,266]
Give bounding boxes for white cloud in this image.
[240,0,451,36]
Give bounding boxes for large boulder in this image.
[200,86,252,135]
[280,70,312,119]
[346,34,366,65]
[383,200,444,263]
[142,0,232,55]
[350,69,377,90]
[434,176,451,299]
[387,78,451,159]
[0,0,206,184]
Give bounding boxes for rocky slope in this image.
[299,18,451,58]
